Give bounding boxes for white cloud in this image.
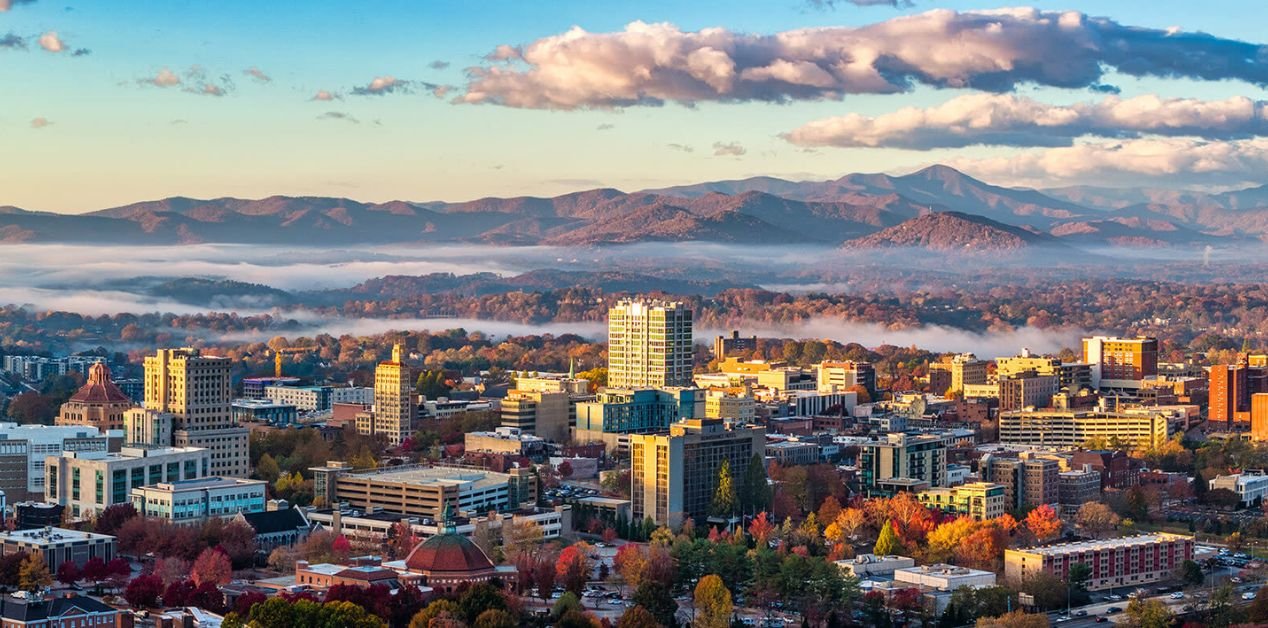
[352,75,409,96]
[462,10,1268,109]
[312,90,338,101]
[785,94,1268,149]
[145,68,182,88]
[949,137,1268,187]
[244,66,271,83]
[37,31,63,52]
[29,117,50,129]
[712,141,747,156]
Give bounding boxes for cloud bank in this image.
[461,9,1268,109]
[950,137,1268,187]
[785,94,1268,149]
[704,320,1083,355]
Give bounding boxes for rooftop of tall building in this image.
[67,363,131,404]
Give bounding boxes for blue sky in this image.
[3,0,1268,212]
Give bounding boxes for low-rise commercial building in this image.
[464,427,546,456]
[893,564,996,590]
[45,446,212,519]
[766,439,819,466]
[130,476,267,524]
[704,390,756,421]
[232,398,298,426]
[1058,467,1101,508]
[998,410,1170,450]
[836,554,915,579]
[1209,471,1268,507]
[1005,533,1193,591]
[306,505,571,548]
[500,389,572,443]
[310,462,537,520]
[0,526,116,576]
[917,482,1006,521]
[296,556,403,590]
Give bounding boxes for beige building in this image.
[629,418,765,528]
[704,389,756,421]
[1005,534,1193,591]
[464,427,545,456]
[996,351,1061,380]
[310,462,537,519]
[55,363,134,432]
[917,482,1007,520]
[859,433,947,495]
[144,348,249,478]
[998,409,1170,450]
[998,373,1058,411]
[607,299,693,389]
[513,374,590,395]
[366,344,416,446]
[124,408,173,447]
[46,446,212,519]
[500,388,571,442]
[952,354,988,391]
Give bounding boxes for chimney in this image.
[331,510,342,534]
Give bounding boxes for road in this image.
[1054,581,1262,627]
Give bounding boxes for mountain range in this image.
[3,165,1267,251]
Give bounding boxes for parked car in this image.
[1243,591,1257,601]
[1170,592,1185,599]
[1107,594,1123,601]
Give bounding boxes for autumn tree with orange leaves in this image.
[1024,505,1062,542]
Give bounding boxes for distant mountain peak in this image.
[844,210,1056,252]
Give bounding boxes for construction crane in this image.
[272,347,317,378]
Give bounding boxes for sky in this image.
[4,0,1268,213]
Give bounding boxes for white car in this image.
[1169,592,1184,600]
[1244,591,1257,601]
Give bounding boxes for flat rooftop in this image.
[344,465,506,491]
[141,477,266,491]
[0,527,114,544]
[1012,533,1192,556]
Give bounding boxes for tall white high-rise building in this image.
[607,299,693,389]
[144,348,250,478]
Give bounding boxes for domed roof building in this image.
[55,363,133,431]
[398,510,516,593]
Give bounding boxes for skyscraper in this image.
[607,299,693,389]
[143,348,249,478]
[372,343,416,446]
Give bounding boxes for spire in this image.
[568,356,575,378]
[87,362,109,385]
[440,501,455,535]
